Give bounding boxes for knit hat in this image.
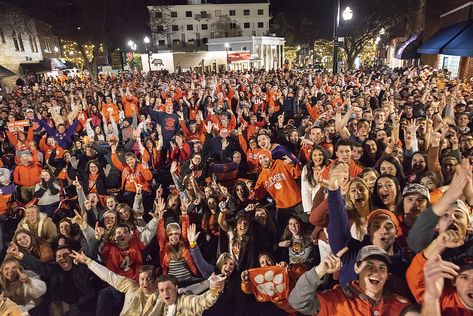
[0,168,11,186]
[367,209,401,237]
[402,183,430,201]
[102,210,116,220]
[257,149,272,160]
[166,222,181,236]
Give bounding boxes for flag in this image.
[247,266,289,302]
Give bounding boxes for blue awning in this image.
[418,20,472,55]
[443,21,473,56]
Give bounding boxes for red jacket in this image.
[157,215,199,276]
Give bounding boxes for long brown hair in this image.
[0,258,27,305]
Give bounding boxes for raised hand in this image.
[134,182,143,194]
[423,254,459,300]
[6,242,21,259]
[315,247,349,277]
[70,250,90,265]
[181,197,190,215]
[437,229,465,249]
[94,222,105,240]
[72,177,82,190]
[18,271,30,284]
[153,197,165,220]
[70,209,87,230]
[187,223,201,244]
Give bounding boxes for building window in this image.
[215,10,221,17]
[155,11,162,18]
[0,28,5,44]
[229,23,237,29]
[171,11,177,18]
[29,35,36,52]
[12,31,19,51]
[187,24,193,31]
[201,11,208,18]
[258,9,264,15]
[244,22,250,28]
[172,39,180,47]
[201,24,208,30]
[158,39,165,46]
[186,11,192,17]
[172,25,179,31]
[258,22,264,28]
[229,10,236,16]
[157,25,164,32]
[17,32,24,51]
[43,37,52,52]
[244,9,250,15]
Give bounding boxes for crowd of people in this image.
[0,65,471,315]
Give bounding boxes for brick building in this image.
[419,0,473,79]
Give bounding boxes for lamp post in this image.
[224,42,230,71]
[332,3,353,74]
[144,36,151,72]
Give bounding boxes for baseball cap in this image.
[356,245,391,265]
[402,183,430,201]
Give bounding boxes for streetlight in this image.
[224,42,230,71]
[342,7,353,21]
[333,3,353,74]
[144,36,152,72]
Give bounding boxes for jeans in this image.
[96,286,125,316]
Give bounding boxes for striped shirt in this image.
[168,259,192,282]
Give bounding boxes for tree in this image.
[339,0,408,69]
[6,0,150,80]
[270,0,408,69]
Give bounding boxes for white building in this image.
[141,50,228,73]
[207,35,285,70]
[0,2,61,88]
[148,0,270,51]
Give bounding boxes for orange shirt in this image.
[254,160,302,209]
[122,95,138,118]
[111,153,153,192]
[407,252,472,316]
[316,282,410,316]
[101,103,119,124]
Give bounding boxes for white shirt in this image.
[166,304,176,316]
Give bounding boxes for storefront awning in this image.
[418,20,471,55]
[228,52,251,63]
[443,21,473,56]
[395,32,421,59]
[42,58,66,70]
[20,63,51,74]
[0,65,16,78]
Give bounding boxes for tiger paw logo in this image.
[248,266,288,302]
